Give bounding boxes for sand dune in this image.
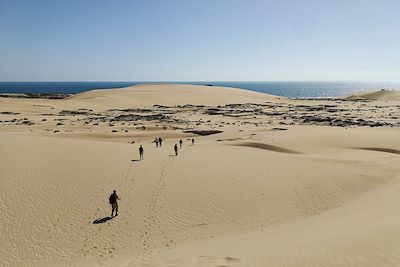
[343,89,400,101]
[65,84,280,109]
[1,84,400,266]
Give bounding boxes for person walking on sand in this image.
[139,145,144,160]
[158,137,163,147]
[191,138,195,145]
[174,143,178,156]
[154,138,159,148]
[109,190,120,217]
[179,139,183,149]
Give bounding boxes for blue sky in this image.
[0,0,399,81]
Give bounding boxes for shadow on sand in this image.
[131,159,141,162]
[92,216,112,224]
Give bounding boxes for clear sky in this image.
[0,0,399,81]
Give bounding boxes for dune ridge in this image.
[234,142,303,154]
[354,147,400,155]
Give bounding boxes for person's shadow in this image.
[92,216,112,224]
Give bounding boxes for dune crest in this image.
[234,142,303,154]
[354,147,400,155]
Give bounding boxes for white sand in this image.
[66,84,280,110]
[0,84,399,266]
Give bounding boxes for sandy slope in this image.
[343,89,400,101]
[1,84,400,266]
[65,84,280,110]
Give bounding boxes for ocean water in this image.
[0,81,399,98]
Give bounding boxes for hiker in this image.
[158,137,163,147]
[191,138,195,145]
[179,139,183,149]
[154,138,159,147]
[139,145,144,160]
[174,143,178,156]
[109,190,120,217]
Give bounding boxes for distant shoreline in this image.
[0,93,72,99]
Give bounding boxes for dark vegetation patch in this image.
[184,130,223,136]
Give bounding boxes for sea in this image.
[1,81,400,99]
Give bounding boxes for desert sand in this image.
[1,84,400,267]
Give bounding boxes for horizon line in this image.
[1,80,400,83]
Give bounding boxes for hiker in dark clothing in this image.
[109,190,120,217]
[154,138,159,147]
[158,137,163,147]
[139,145,144,160]
[179,139,183,149]
[191,138,195,145]
[174,143,178,156]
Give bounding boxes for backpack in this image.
[109,194,116,204]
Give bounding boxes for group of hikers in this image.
[109,137,195,217]
[138,137,195,160]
